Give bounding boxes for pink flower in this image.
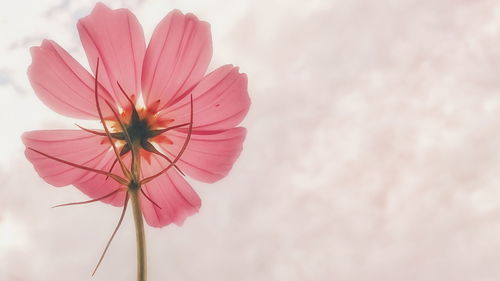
[22,3,250,228]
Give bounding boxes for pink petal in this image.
[158,127,246,183]
[161,65,250,131]
[78,3,146,107]
[28,40,114,119]
[22,130,126,206]
[140,155,201,227]
[142,10,212,111]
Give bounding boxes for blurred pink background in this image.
[2,0,500,280]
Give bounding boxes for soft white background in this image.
[1,0,500,280]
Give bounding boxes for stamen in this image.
[27,147,127,185]
[140,140,185,176]
[52,188,124,208]
[94,58,131,179]
[141,95,194,184]
[92,193,129,276]
[147,122,191,138]
[140,188,162,209]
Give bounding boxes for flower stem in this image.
[130,189,147,281]
[130,145,147,281]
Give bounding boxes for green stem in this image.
[130,189,147,281]
[130,145,147,281]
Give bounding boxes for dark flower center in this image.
[124,113,152,145]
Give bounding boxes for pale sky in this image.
[2,0,500,281]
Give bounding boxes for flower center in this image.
[122,110,153,145]
[110,107,164,144]
[105,105,183,165]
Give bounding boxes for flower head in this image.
[22,3,250,228]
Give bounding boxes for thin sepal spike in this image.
[105,145,131,180]
[92,193,129,277]
[105,158,118,181]
[120,143,131,156]
[52,188,124,208]
[27,147,127,185]
[103,99,134,146]
[102,98,139,176]
[141,95,194,184]
[76,124,125,140]
[93,58,131,178]
[147,122,191,138]
[140,188,162,209]
[167,79,199,107]
[141,140,185,176]
[75,124,107,136]
[116,81,140,123]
